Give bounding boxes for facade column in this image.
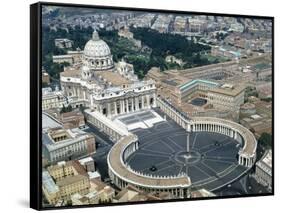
[98,104,102,113]
[122,100,124,113]
[131,98,135,112]
[73,87,76,96]
[126,99,129,112]
[135,97,139,111]
[107,103,111,117]
[153,93,157,107]
[114,101,117,115]
[119,100,123,114]
[141,96,145,109]
[83,91,86,100]
[146,94,150,109]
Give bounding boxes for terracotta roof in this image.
[95,71,131,86]
[56,174,88,187]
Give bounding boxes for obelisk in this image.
[186,132,190,153]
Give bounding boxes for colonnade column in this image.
[238,154,253,167]
[239,155,242,165]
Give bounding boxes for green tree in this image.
[60,104,72,114]
[66,200,72,206]
[259,132,272,149]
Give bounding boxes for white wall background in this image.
[0,0,278,212]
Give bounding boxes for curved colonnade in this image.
[157,98,257,167]
[106,98,257,197]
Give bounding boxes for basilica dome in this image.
[82,30,114,72]
[84,31,111,58]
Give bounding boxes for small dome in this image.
[83,30,111,58]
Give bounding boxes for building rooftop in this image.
[95,70,131,86]
[61,110,83,120]
[90,179,113,192]
[179,79,219,92]
[42,113,62,131]
[43,127,93,152]
[48,161,73,172]
[60,67,81,78]
[56,174,87,187]
[42,171,59,194]
[256,149,272,176]
[88,171,101,179]
[258,149,272,169]
[209,84,245,97]
[78,157,94,166]
[85,110,129,136]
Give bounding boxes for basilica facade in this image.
[60,30,157,118]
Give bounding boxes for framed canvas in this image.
[30,2,274,210]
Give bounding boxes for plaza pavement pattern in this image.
[126,117,250,191]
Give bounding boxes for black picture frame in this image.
[30,1,274,210]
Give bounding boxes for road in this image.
[83,122,114,180]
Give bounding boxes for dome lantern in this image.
[92,30,100,41]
